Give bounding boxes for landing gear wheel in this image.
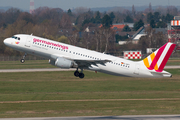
[79,73,84,79]
[20,53,27,63]
[74,68,85,78]
[20,59,25,63]
[74,71,79,77]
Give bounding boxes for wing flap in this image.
[73,59,111,67]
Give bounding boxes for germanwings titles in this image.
[4,34,176,78]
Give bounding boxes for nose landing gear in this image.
[20,53,27,63]
[74,68,85,79]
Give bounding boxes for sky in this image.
[0,0,180,11]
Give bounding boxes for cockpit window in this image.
[12,36,16,39]
[12,36,20,40]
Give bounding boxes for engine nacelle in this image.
[55,57,73,69]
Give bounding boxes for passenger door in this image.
[25,36,32,47]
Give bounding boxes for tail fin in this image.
[143,42,176,72]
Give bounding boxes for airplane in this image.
[3,34,176,78]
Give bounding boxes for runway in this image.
[0,115,180,120]
[0,66,179,73]
[164,65,180,69]
[0,68,76,73]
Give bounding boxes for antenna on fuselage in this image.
[31,33,33,36]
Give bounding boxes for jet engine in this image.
[49,57,74,69]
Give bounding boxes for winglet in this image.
[143,42,176,72]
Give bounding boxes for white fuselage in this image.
[4,34,172,78]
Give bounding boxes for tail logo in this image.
[143,42,176,72]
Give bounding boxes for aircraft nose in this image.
[3,39,8,45]
[3,38,10,46]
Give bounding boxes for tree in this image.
[101,14,114,53]
[167,6,178,16]
[33,7,63,23]
[138,19,144,27]
[122,25,131,32]
[138,36,149,54]
[5,8,21,25]
[109,12,115,22]
[150,19,156,28]
[102,28,114,53]
[67,9,72,16]
[60,13,72,29]
[132,5,136,17]
[141,26,167,51]
[94,11,101,24]
[57,35,69,44]
[154,12,160,22]
[156,21,167,28]
[94,28,104,52]
[165,13,173,23]
[101,14,112,29]
[67,30,79,46]
[17,12,34,24]
[82,32,93,49]
[147,12,153,23]
[115,34,128,42]
[124,15,133,23]
[82,19,90,26]
[149,3,152,12]
[133,19,144,31]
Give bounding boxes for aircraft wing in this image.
[51,54,111,68]
[72,59,111,68]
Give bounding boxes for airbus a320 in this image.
[4,34,176,78]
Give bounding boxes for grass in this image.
[0,60,179,117]
[166,59,180,65]
[1,101,180,117]
[0,69,180,117]
[0,60,55,69]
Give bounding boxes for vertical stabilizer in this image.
[143,42,176,72]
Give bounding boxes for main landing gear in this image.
[20,53,27,63]
[74,68,85,79]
